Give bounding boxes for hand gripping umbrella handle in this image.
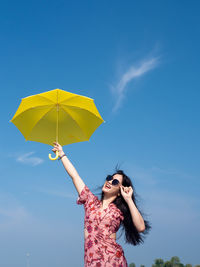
[48,151,59,160]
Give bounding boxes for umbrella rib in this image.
[25,106,56,141]
[59,106,89,140]
[59,94,93,105]
[59,95,80,104]
[23,93,56,104]
[61,104,104,122]
[11,104,55,122]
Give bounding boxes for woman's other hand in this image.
[52,142,64,157]
[120,186,133,203]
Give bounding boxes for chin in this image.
[102,187,108,193]
[103,189,116,197]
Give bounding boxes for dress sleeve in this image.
[76,185,96,205]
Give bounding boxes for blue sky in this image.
[0,0,200,266]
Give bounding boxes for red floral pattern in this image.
[77,185,128,267]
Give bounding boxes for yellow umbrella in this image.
[11,88,104,160]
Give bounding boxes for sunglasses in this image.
[106,175,120,186]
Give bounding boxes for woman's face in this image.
[102,174,123,197]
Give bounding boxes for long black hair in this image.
[101,169,151,245]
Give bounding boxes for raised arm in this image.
[52,142,85,195]
[120,186,145,232]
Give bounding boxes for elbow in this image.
[139,227,145,232]
[138,224,145,233]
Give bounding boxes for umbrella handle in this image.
[48,151,59,160]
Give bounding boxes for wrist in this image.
[58,153,67,161]
[125,197,133,205]
[59,151,65,157]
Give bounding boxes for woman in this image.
[53,142,151,267]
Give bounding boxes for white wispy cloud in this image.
[16,152,44,166]
[111,56,159,112]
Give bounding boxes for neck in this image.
[102,194,117,209]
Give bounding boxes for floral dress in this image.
[77,185,128,267]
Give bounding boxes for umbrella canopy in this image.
[11,88,104,147]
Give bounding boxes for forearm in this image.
[60,151,79,178]
[126,199,145,232]
[60,152,85,195]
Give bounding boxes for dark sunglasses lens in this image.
[112,179,119,185]
[106,175,113,181]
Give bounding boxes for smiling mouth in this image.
[105,183,111,189]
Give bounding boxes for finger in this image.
[53,142,59,146]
